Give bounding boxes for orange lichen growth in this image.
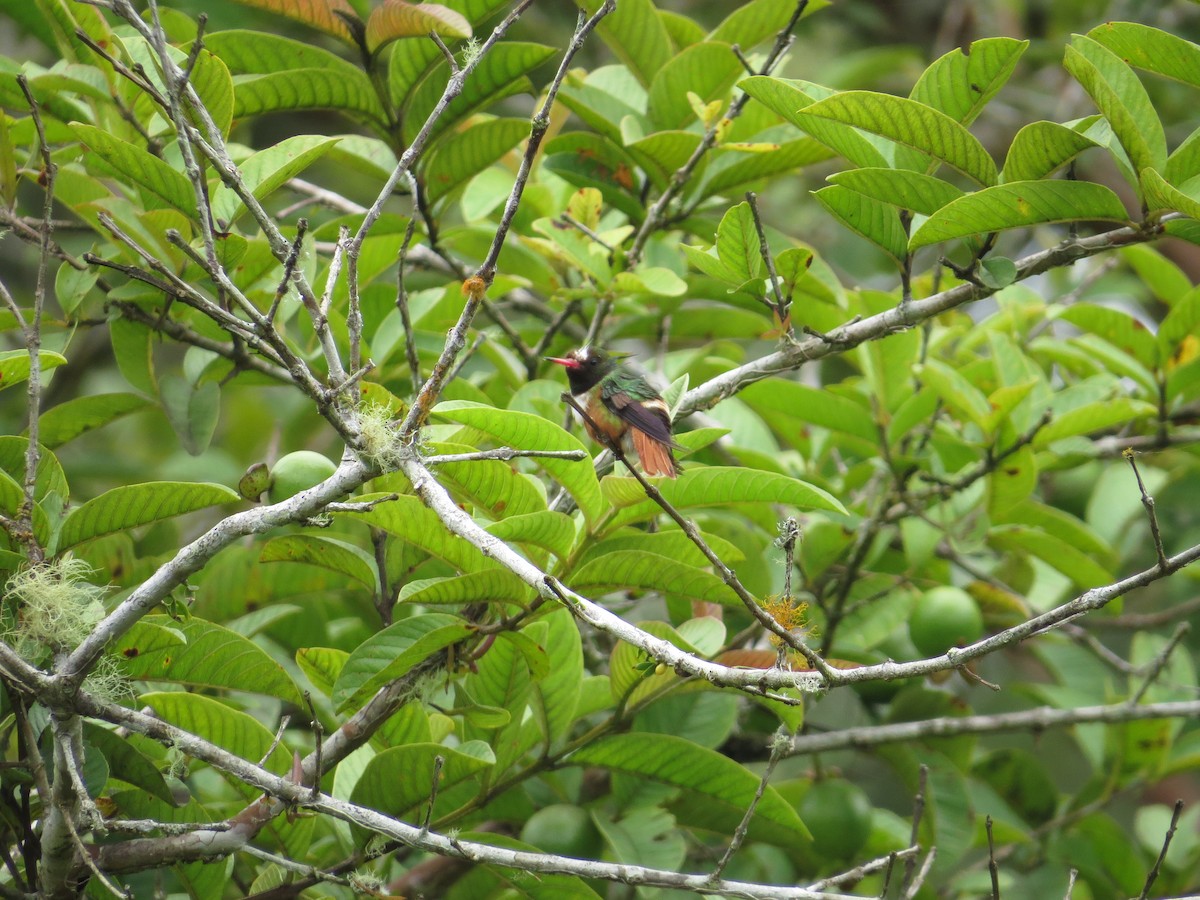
[759,594,813,647]
[462,275,487,299]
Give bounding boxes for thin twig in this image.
[396,217,422,389]
[420,755,445,835]
[710,729,789,880]
[1138,799,1183,900]
[15,75,54,564]
[804,847,919,891]
[786,699,1200,756]
[901,765,929,895]
[986,816,999,900]
[1063,868,1078,899]
[1127,622,1190,707]
[268,219,307,324]
[258,716,291,767]
[1125,449,1168,569]
[901,848,936,900]
[745,191,790,333]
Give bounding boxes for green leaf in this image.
[917,359,992,428]
[709,0,825,48]
[187,50,236,138]
[211,135,342,225]
[484,510,577,561]
[1122,245,1193,307]
[1160,286,1200,352]
[159,376,220,457]
[350,741,493,827]
[989,525,1114,588]
[1166,126,1200,185]
[295,647,347,697]
[1087,22,1200,89]
[988,443,1037,517]
[703,137,834,199]
[1032,398,1156,447]
[0,350,68,392]
[604,466,845,532]
[384,0,511,107]
[433,441,547,520]
[741,380,878,443]
[828,167,963,216]
[259,534,377,588]
[403,43,556,145]
[333,614,472,711]
[910,37,1028,125]
[120,616,305,706]
[979,256,1017,289]
[614,267,688,298]
[1064,35,1167,180]
[340,494,498,573]
[1002,121,1099,183]
[813,186,907,265]
[680,244,747,286]
[909,181,1129,250]
[226,0,359,42]
[573,550,739,606]
[1142,168,1200,221]
[54,259,99,315]
[83,723,174,805]
[232,70,385,125]
[625,131,703,189]
[424,117,528,204]
[796,91,999,186]
[433,401,604,524]
[996,500,1115,564]
[647,41,742,131]
[365,1,470,54]
[206,30,361,77]
[70,124,197,217]
[715,201,764,285]
[0,436,68,502]
[142,691,292,776]
[533,607,583,742]
[1056,303,1160,370]
[58,482,239,550]
[739,76,889,169]
[580,0,672,87]
[568,733,811,849]
[109,318,156,395]
[586,530,745,570]
[398,570,533,605]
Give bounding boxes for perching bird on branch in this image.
[548,346,682,478]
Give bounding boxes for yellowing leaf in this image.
[366,1,471,53]
[229,0,360,42]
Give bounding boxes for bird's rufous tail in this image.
[632,430,681,478]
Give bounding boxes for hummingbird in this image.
[547,346,682,478]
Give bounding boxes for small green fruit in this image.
[908,586,984,657]
[520,804,601,859]
[268,451,337,502]
[799,779,873,861]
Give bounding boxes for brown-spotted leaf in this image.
[366,1,471,54]
[231,0,360,42]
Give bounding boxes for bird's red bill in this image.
[547,357,580,369]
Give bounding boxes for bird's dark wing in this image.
[601,385,680,448]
